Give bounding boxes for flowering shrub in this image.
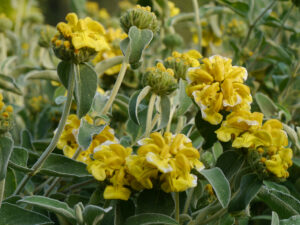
[0,0,299,225]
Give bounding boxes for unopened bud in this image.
[120,5,159,34]
[143,63,177,96]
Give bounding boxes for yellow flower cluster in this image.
[187,55,251,125]
[67,131,203,200]
[57,114,117,164]
[92,27,127,75]
[192,21,222,47]
[0,93,13,133]
[132,132,204,193]
[52,13,109,63]
[28,96,47,113]
[216,110,293,178]
[168,1,180,17]
[226,18,246,37]
[85,1,110,21]
[164,50,202,79]
[55,13,108,51]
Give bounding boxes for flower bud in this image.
[120,5,159,34]
[0,14,13,32]
[143,63,177,96]
[164,50,202,79]
[0,94,13,134]
[38,25,57,48]
[163,33,183,50]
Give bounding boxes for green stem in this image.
[183,188,194,214]
[44,177,61,197]
[242,0,277,47]
[101,47,130,115]
[44,147,82,196]
[195,207,227,225]
[192,0,202,52]
[0,33,7,61]
[145,93,157,137]
[0,179,5,208]
[14,63,76,195]
[95,56,124,77]
[175,192,180,224]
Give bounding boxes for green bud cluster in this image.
[143,63,178,96]
[38,25,57,48]
[120,5,159,34]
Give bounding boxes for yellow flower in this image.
[168,1,180,17]
[132,132,204,192]
[87,143,132,200]
[223,117,293,179]
[187,55,251,125]
[0,93,14,133]
[104,168,131,200]
[216,110,264,142]
[192,22,222,47]
[126,155,158,189]
[265,147,293,178]
[52,13,109,63]
[232,119,288,150]
[88,143,132,181]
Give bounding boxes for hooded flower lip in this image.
[187,55,252,125]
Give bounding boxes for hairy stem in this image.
[101,47,130,115]
[183,188,194,214]
[14,63,76,195]
[192,0,202,52]
[145,93,157,137]
[175,192,180,224]
[0,179,5,208]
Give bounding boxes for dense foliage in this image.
[0,0,299,225]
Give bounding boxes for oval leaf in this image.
[0,203,53,225]
[57,61,71,89]
[77,118,106,150]
[228,173,262,212]
[0,136,13,180]
[18,195,76,220]
[40,153,91,178]
[200,167,231,208]
[255,92,278,118]
[124,213,179,225]
[128,26,153,66]
[128,86,150,125]
[75,63,98,118]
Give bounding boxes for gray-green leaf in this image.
[124,213,179,225]
[200,168,231,208]
[18,195,76,220]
